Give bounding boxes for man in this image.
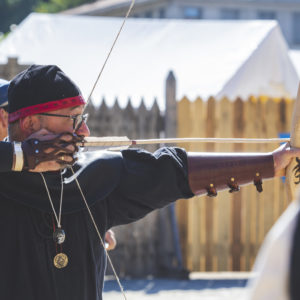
[1,64,299,299]
[0,79,9,140]
[0,78,117,250]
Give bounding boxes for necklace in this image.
[40,172,68,269]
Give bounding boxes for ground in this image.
[103,273,250,300]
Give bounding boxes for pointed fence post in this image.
[165,70,177,138]
[156,71,188,278]
[0,57,30,80]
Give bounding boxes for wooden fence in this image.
[176,96,294,271]
[86,99,162,149]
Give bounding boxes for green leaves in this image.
[35,0,93,13]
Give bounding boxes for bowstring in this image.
[85,0,136,109]
[80,1,135,298]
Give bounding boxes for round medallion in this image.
[53,228,65,244]
[54,253,68,269]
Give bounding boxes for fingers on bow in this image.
[22,132,84,170]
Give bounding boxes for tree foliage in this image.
[0,0,38,33]
[0,0,93,34]
[35,0,93,14]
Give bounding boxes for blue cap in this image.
[0,79,9,108]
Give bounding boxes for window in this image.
[293,13,300,44]
[183,7,203,19]
[220,8,240,19]
[159,8,166,18]
[145,11,153,18]
[257,11,276,19]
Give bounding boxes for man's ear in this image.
[19,115,41,136]
[0,109,7,128]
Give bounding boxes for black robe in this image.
[0,144,193,300]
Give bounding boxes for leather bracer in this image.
[187,152,275,197]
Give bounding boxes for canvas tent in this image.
[289,50,300,78]
[0,13,298,109]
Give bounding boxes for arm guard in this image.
[187,152,275,197]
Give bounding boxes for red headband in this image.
[8,95,86,123]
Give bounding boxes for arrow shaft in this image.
[79,137,290,147]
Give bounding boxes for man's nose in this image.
[75,122,90,137]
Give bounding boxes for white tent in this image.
[0,13,298,109]
[289,50,300,78]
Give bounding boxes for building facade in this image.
[63,0,300,47]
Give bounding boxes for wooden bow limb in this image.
[78,136,290,148]
[286,83,300,201]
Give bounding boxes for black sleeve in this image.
[0,141,13,172]
[107,147,194,227]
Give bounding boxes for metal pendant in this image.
[53,228,65,244]
[54,253,68,269]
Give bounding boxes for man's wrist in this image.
[12,142,24,171]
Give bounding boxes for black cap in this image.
[8,65,85,123]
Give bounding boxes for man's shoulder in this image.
[77,150,123,169]
[68,150,123,185]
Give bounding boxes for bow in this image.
[286,84,300,202]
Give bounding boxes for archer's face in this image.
[38,105,90,137]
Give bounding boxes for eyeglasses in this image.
[39,112,89,131]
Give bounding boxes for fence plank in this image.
[205,97,216,271]
[191,98,207,271]
[215,97,232,271]
[264,98,279,237]
[186,98,201,270]
[284,98,295,208]
[176,97,192,269]
[231,98,244,271]
[235,97,256,270]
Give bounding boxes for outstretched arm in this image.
[187,143,300,197]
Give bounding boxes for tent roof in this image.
[62,0,300,15]
[0,13,298,109]
[62,0,146,15]
[289,50,300,77]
